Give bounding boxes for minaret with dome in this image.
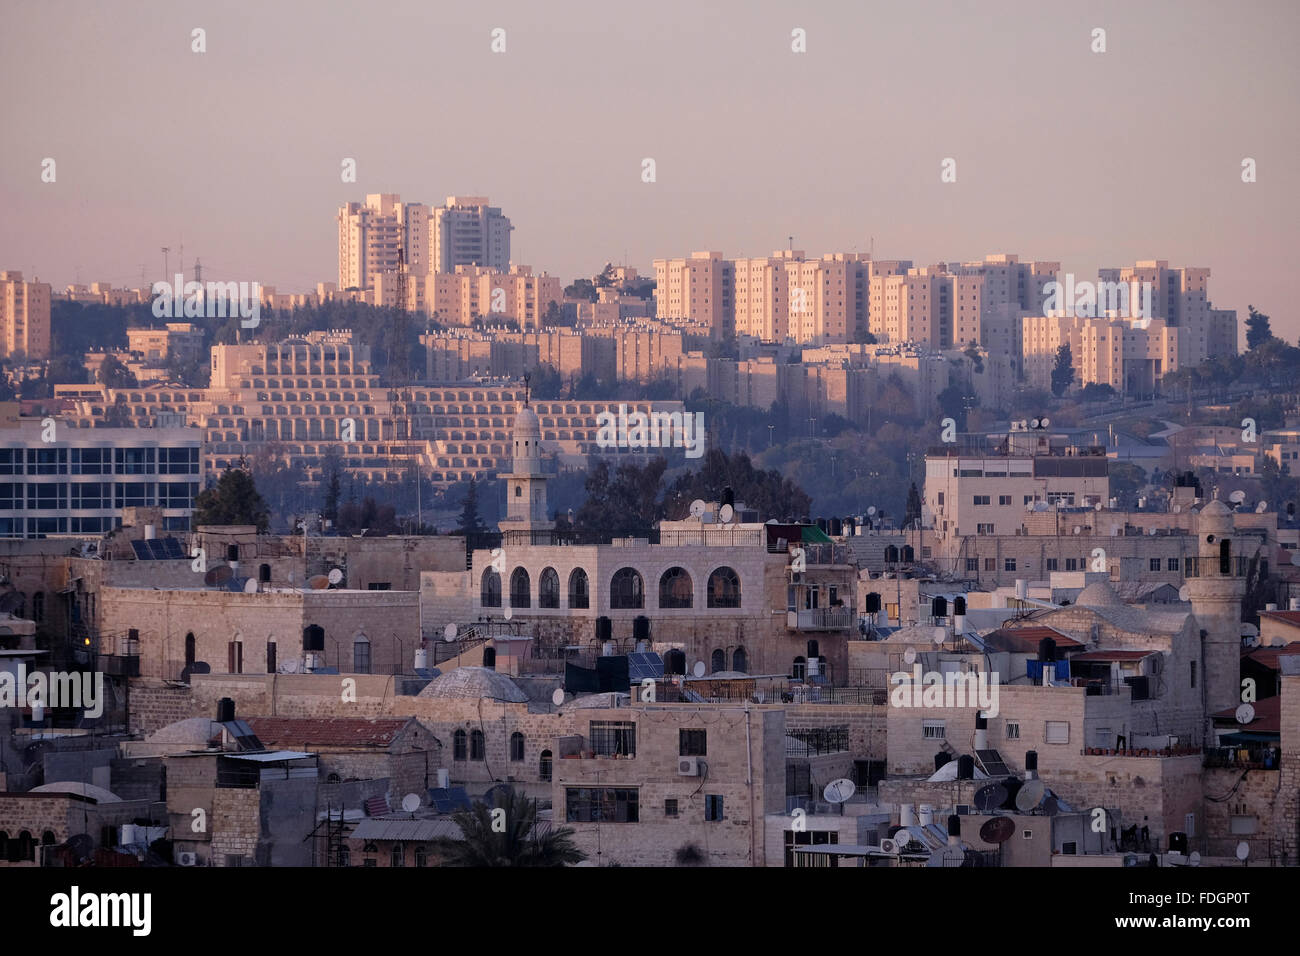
[498,384,553,535]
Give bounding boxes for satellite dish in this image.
[1094,502,1103,512]
[974,783,1008,812]
[280,659,300,673]
[1034,502,1049,512]
[1025,503,1036,513]
[308,575,329,590]
[927,845,966,867]
[204,565,233,587]
[551,688,565,706]
[401,793,421,813]
[933,626,947,645]
[443,623,458,642]
[327,568,343,585]
[693,660,707,677]
[243,578,259,593]
[824,779,856,803]
[1015,779,1046,812]
[1147,527,1157,536]
[1258,501,1269,514]
[65,833,94,862]
[1189,851,1201,867]
[1178,585,1190,601]
[1235,703,1255,725]
[1172,504,1181,513]
[867,506,877,516]
[979,816,1015,844]
[689,499,707,519]
[1236,841,1250,861]
[903,648,917,665]
[1040,417,1050,428]
[719,503,735,524]
[1229,490,1246,504]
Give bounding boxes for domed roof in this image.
[1200,499,1231,516]
[146,717,218,746]
[1076,580,1124,607]
[31,781,121,803]
[513,404,541,438]
[416,666,528,702]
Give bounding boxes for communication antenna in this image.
[161,246,170,279]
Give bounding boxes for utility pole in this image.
[161,247,170,280]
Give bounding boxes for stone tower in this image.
[1184,498,1246,730]
[498,400,552,536]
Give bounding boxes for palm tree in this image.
[432,787,585,867]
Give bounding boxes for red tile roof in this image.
[247,717,413,749]
[1211,694,1281,734]
[1259,610,1300,627]
[1242,642,1300,671]
[983,625,1083,654]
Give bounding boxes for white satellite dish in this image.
[933,626,947,645]
[1178,585,1190,601]
[867,506,877,516]
[823,778,856,803]
[719,503,735,524]
[280,659,300,674]
[1095,502,1103,512]
[443,623,458,642]
[1026,503,1036,513]
[1257,501,1269,514]
[1235,703,1255,725]
[328,568,343,585]
[551,688,565,706]
[1040,417,1050,428]
[401,793,421,813]
[243,577,259,593]
[1189,851,1201,867]
[1172,505,1181,514]
[693,660,707,677]
[903,648,917,665]
[1236,841,1250,861]
[1147,527,1157,536]
[689,499,707,519]
[1229,490,1246,505]
[927,845,967,867]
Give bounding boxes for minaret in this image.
[498,385,552,535]
[1184,498,1246,731]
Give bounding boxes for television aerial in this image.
[823,778,856,803]
[867,506,877,516]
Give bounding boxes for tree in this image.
[457,478,486,536]
[904,483,922,530]
[563,278,598,302]
[1108,461,1147,506]
[1245,305,1272,351]
[193,468,270,531]
[937,383,974,431]
[432,787,585,867]
[1079,382,1117,403]
[963,341,984,375]
[1050,343,1074,397]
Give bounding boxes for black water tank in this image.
[934,752,952,771]
[865,592,881,613]
[1038,637,1057,662]
[633,616,650,643]
[816,517,828,533]
[884,545,899,563]
[1025,750,1038,773]
[956,755,975,779]
[1168,832,1188,854]
[482,647,496,669]
[722,486,735,508]
[954,596,967,616]
[829,517,842,537]
[947,814,961,838]
[901,545,915,563]
[226,544,239,563]
[931,596,948,618]
[596,616,612,642]
[806,639,819,658]
[302,624,325,651]
[975,713,988,730]
[216,698,235,723]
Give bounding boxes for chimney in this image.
[975,713,988,751]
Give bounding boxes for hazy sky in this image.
[3,0,1297,336]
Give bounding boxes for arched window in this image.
[470,729,485,760]
[792,656,807,680]
[707,567,741,608]
[41,830,56,845]
[327,772,342,785]
[259,563,271,583]
[510,568,531,608]
[732,647,748,673]
[481,567,502,607]
[415,846,428,868]
[510,732,525,761]
[538,568,560,608]
[185,633,196,668]
[540,749,553,781]
[568,569,590,609]
[658,567,693,609]
[391,844,405,867]
[16,831,33,862]
[266,640,277,674]
[664,649,686,675]
[352,634,371,674]
[610,568,644,609]
[453,729,467,761]
[32,592,44,624]
[711,649,726,673]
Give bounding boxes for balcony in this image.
[788,607,854,631]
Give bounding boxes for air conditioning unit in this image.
[177,852,197,867]
[678,756,701,777]
[879,838,900,854]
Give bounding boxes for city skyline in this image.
[2,0,1297,336]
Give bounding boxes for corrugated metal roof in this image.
[1071,649,1157,662]
[223,750,315,762]
[350,818,463,842]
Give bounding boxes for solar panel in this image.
[428,787,472,813]
[627,652,664,682]
[131,540,151,560]
[976,749,1012,777]
[161,537,185,558]
[147,539,167,560]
